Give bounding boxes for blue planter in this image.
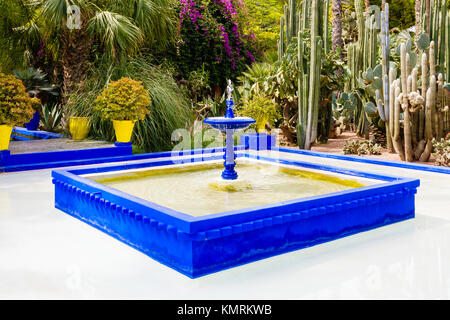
[25,112,40,131]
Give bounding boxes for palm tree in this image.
[0,1,36,72]
[415,0,421,39]
[1,0,174,102]
[331,0,343,53]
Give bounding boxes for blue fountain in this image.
[204,80,255,180]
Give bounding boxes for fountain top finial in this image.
[226,79,233,101]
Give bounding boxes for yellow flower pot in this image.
[113,120,136,144]
[69,117,90,140]
[256,117,268,133]
[0,125,13,151]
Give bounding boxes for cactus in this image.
[400,43,414,162]
[294,0,330,149]
[387,40,449,163]
[446,14,450,82]
[304,0,321,149]
[344,1,450,163]
[418,0,449,82]
[380,4,393,151]
[343,0,382,139]
[323,0,330,55]
[278,0,300,59]
[278,16,285,60]
[438,0,447,67]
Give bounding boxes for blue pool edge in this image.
[52,151,420,278]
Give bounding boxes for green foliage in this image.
[0,1,35,73]
[374,0,415,29]
[41,103,63,132]
[0,72,35,126]
[243,0,284,53]
[237,62,276,101]
[67,57,193,153]
[346,0,416,29]
[238,94,279,126]
[186,66,211,102]
[13,67,59,99]
[0,0,175,79]
[94,77,151,121]
[343,139,382,155]
[432,137,450,166]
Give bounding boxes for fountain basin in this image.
[204,117,255,131]
[52,152,419,278]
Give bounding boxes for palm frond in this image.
[131,0,174,47]
[40,0,72,29]
[88,10,143,59]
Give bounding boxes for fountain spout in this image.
[225,79,235,119]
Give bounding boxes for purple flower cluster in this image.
[177,0,257,71]
[218,25,232,57]
[179,0,203,31]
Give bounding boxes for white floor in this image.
[0,150,450,299]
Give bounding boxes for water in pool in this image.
[87,161,368,216]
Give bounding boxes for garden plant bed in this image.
[53,150,419,278]
[8,138,116,155]
[1,139,132,173]
[309,132,438,166]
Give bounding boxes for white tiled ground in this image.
[0,150,449,299]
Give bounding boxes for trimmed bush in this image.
[94,77,151,121]
[0,73,35,126]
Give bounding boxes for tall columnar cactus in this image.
[323,0,330,55]
[278,16,285,61]
[400,43,414,162]
[438,0,447,67]
[419,0,449,82]
[380,4,392,151]
[303,0,322,149]
[295,0,329,149]
[446,13,450,82]
[345,0,381,139]
[278,0,298,59]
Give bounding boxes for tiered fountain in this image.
[204,80,255,180]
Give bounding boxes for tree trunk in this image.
[331,0,343,53]
[60,21,90,107]
[415,0,422,37]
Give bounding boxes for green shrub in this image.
[238,95,278,127]
[0,73,35,126]
[94,77,151,121]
